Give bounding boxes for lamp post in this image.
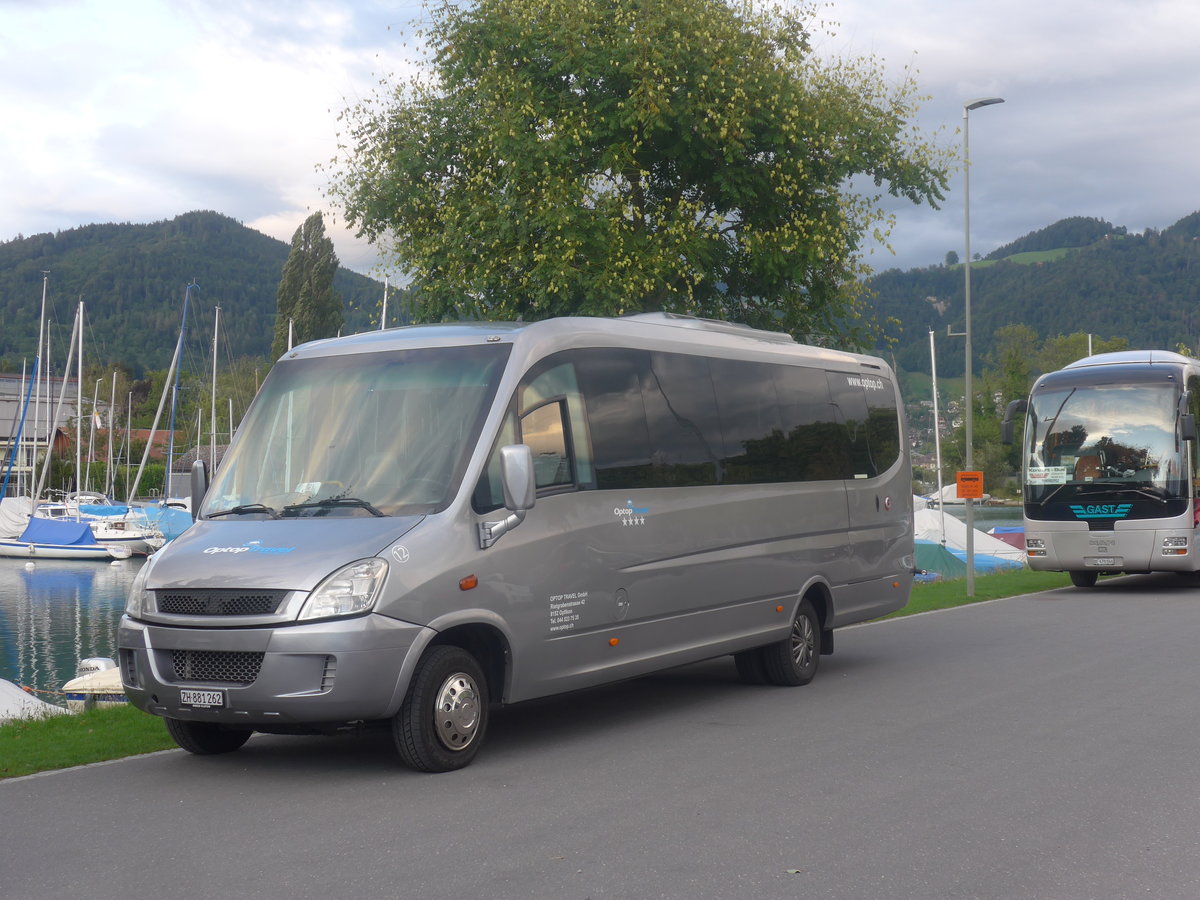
[962,96,1004,598]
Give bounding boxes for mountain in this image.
[0,211,391,374]
[868,213,1200,377]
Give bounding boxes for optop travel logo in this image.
[1069,503,1133,520]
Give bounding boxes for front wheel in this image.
[759,598,821,686]
[165,718,253,755]
[393,645,489,773]
[1069,570,1099,588]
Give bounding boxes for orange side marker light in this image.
[459,574,479,591]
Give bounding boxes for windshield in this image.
[202,344,511,518]
[1024,381,1186,506]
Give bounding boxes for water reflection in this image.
[0,558,144,699]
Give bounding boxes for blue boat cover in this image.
[18,518,100,546]
[79,504,130,517]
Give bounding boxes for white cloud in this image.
[2,0,1199,279]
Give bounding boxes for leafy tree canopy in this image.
[271,212,345,359]
[328,0,951,342]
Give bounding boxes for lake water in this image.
[0,558,145,702]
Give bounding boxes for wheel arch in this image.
[795,577,835,655]
[428,620,512,705]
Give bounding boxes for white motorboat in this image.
[61,658,128,711]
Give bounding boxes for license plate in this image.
[179,689,225,708]
[1087,557,1117,567]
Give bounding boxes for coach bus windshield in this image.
[1024,382,1186,506]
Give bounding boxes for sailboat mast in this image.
[106,371,116,497]
[211,305,220,475]
[75,300,83,503]
[33,305,80,503]
[30,272,48,495]
[165,280,196,498]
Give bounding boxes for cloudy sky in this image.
[2,0,1198,279]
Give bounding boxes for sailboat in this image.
[5,298,147,559]
[0,515,128,560]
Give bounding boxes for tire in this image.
[1069,570,1099,588]
[165,717,253,755]
[760,598,821,686]
[734,648,768,684]
[393,645,489,773]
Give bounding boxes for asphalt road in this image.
[5,575,1200,900]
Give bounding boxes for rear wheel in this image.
[393,645,489,773]
[165,718,253,755]
[1069,570,1099,588]
[760,598,821,686]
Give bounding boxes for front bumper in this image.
[118,613,431,727]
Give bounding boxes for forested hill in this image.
[869,212,1200,377]
[0,211,388,374]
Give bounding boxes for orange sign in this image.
[956,471,984,500]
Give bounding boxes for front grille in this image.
[156,589,288,616]
[171,650,264,685]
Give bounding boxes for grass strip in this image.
[0,704,175,780]
[890,569,1073,618]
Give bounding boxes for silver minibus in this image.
[119,314,913,771]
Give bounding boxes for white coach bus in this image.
[1004,350,1200,587]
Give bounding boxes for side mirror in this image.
[479,444,536,549]
[1001,398,1027,446]
[1179,395,1197,441]
[500,444,536,512]
[189,458,209,522]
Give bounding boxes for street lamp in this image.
[963,95,1004,598]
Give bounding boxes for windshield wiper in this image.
[1102,486,1172,503]
[207,503,279,519]
[281,497,385,517]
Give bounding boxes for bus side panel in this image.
[470,482,850,702]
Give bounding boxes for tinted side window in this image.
[641,352,722,486]
[865,378,901,474]
[827,372,900,478]
[774,365,847,480]
[709,358,786,484]
[572,350,655,490]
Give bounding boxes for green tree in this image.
[944,250,959,267]
[328,0,950,340]
[271,212,344,359]
[1037,333,1128,374]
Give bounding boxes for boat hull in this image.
[0,539,118,560]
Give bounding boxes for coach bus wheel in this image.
[165,718,253,755]
[760,598,820,686]
[393,645,489,773]
[1069,571,1099,588]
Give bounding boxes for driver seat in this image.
[1074,453,1103,480]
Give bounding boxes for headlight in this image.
[299,558,389,621]
[125,557,153,618]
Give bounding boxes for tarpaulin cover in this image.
[18,517,100,546]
